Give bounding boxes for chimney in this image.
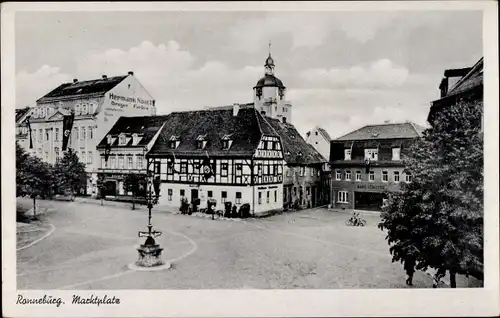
[233,103,240,116]
[128,71,134,76]
[384,120,391,124]
[102,75,107,79]
[73,78,78,83]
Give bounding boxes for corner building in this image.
[17,72,156,195]
[329,122,425,211]
[147,106,284,216]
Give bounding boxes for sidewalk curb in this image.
[17,224,55,252]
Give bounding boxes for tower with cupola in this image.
[253,43,292,123]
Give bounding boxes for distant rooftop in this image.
[335,122,426,141]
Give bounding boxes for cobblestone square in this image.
[17,199,444,290]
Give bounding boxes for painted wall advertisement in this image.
[103,93,154,122]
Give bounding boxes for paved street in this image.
[17,199,438,289]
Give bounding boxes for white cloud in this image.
[16,41,433,144]
[298,59,410,89]
[16,65,72,107]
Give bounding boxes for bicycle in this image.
[345,212,366,227]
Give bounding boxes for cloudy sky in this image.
[15,11,482,139]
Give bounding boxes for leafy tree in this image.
[21,156,55,219]
[54,148,87,200]
[16,142,30,197]
[379,99,483,287]
[123,173,147,210]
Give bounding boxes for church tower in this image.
[253,43,292,123]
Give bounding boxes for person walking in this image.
[404,256,416,286]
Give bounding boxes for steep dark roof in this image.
[447,57,483,96]
[336,122,425,141]
[148,108,278,158]
[444,67,473,78]
[263,117,326,165]
[15,107,31,123]
[97,115,170,148]
[37,75,127,103]
[317,127,332,142]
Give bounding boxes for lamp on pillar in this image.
[135,154,165,268]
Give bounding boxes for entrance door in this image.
[191,189,199,212]
[354,192,384,211]
[104,181,117,197]
[311,187,317,207]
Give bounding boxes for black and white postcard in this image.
[2,1,499,317]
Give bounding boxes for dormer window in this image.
[196,135,207,149]
[107,135,113,145]
[169,135,180,149]
[119,134,127,146]
[221,134,233,150]
[132,133,141,146]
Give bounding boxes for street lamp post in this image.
[135,156,164,267]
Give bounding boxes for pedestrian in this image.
[404,256,416,286]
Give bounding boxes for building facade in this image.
[95,115,168,198]
[16,72,156,195]
[147,105,285,216]
[329,122,425,211]
[305,126,332,162]
[15,107,31,149]
[429,57,483,129]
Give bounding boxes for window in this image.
[274,190,277,202]
[369,171,375,181]
[137,156,143,169]
[222,191,227,203]
[155,162,161,174]
[300,167,305,176]
[405,173,412,183]
[258,192,262,204]
[221,163,228,177]
[355,171,362,181]
[119,156,124,169]
[167,160,173,174]
[344,149,351,160]
[82,104,87,115]
[89,126,93,140]
[110,156,116,169]
[74,127,79,141]
[88,151,92,164]
[394,171,400,183]
[55,128,59,141]
[44,151,49,162]
[235,192,242,204]
[315,131,318,136]
[345,170,351,180]
[119,135,126,145]
[222,140,229,149]
[235,163,242,176]
[81,127,86,141]
[170,141,176,149]
[128,156,133,169]
[75,105,80,115]
[178,162,187,174]
[267,141,273,150]
[382,171,388,182]
[208,191,213,198]
[45,129,50,141]
[310,167,314,176]
[336,170,342,180]
[364,149,378,161]
[266,191,270,203]
[337,191,349,203]
[180,189,185,197]
[55,150,60,161]
[392,148,401,161]
[168,189,173,201]
[101,157,106,169]
[39,129,43,142]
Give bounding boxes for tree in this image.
[16,142,30,197]
[54,148,87,200]
[21,156,55,219]
[123,173,146,210]
[379,99,483,287]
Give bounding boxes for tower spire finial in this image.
[269,40,272,56]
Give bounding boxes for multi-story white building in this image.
[16,72,156,194]
[305,126,332,161]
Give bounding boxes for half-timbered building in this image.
[147,104,284,216]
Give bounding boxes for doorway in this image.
[191,189,199,212]
[104,181,117,197]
